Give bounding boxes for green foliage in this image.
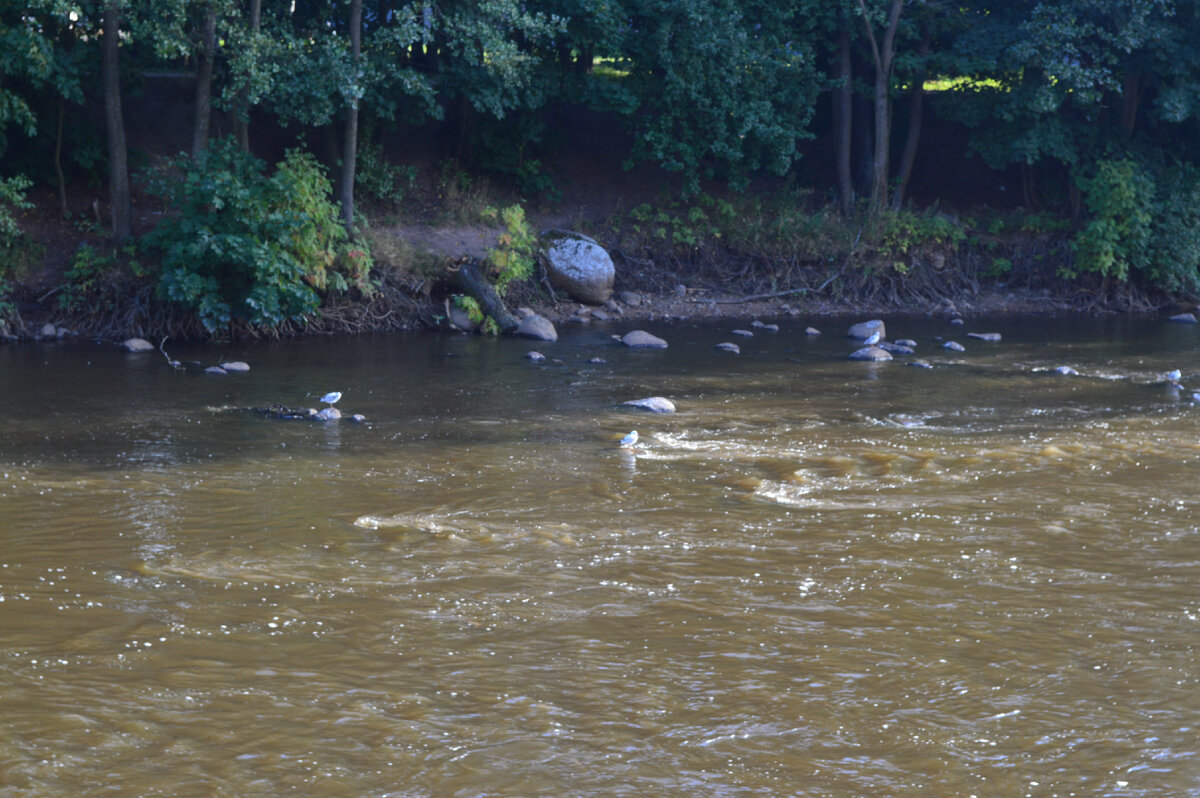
[355,140,417,207]
[1071,159,1154,281]
[0,174,35,319]
[875,209,967,256]
[624,196,737,250]
[483,204,536,296]
[144,140,372,333]
[58,242,150,313]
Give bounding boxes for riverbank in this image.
[2,181,1188,344]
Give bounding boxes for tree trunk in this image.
[192,4,218,159]
[857,0,905,215]
[234,0,262,152]
[102,0,132,240]
[339,0,363,235]
[54,98,68,217]
[891,29,931,210]
[834,30,854,217]
[449,260,520,332]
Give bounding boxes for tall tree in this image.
[856,0,905,214]
[338,0,362,233]
[192,1,218,158]
[102,0,132,239]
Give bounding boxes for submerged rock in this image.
[908,360,933,369]
[848,346,893,361]
[220,361,250,372]
[732,329,754,337]
[943,341,966,352]
[526,350,547,363]
[805,327,822,336]
[620,330,668,349]
[123,337,155,352]
[715,342,741,354]
[895,339,917,348]
[878,342,915,356]
[621,396,676,413]
[967,332,1002,342]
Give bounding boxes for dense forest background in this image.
[4,0,1200,336]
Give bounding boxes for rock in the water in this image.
[848,346,893,361]
[731,329,754,337]
[588,357,607,364]
[1054,366,1079,375]
[123,337,155,352]
[221,361,250,372]
[895,339,917,347]
[943,340,966,351]
[540,230,615,305]
[526,350,547,363]
[949,318,965,326]
[908,360,933,369]
[762,323,779,332]
[40,323,57,338]
[621,330,668,349]
[750,320,765,328]
[848,320,886,340]
[592,309,612,321]
[622,396,676,413]
[1168,312,1198,324]
[515,314,558,342]
[715,342,741,354]
[204,366,228,375]
[967,332,1002,342]
[878,342,915,355]
[316,407,341,421]
[350,414,367,423]
[619,291,642,307]
[805,327,822,336]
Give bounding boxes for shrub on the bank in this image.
[145,141,373,332]
[1072,158,1200,293]
[0,175,34,322]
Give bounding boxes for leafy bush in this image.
[356,140,418,207]
[0,175,35,322]
[145,141,373,332]
[483,203,536,296]
[1071,158,1200,292]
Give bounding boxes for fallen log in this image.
[447,258,520,332]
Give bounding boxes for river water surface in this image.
[2,316,1200,796]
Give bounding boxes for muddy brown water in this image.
[2,316,1200,796]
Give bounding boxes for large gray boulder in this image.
[540,230,615,305]
[620,330,668,349]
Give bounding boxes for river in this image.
[2,315,1199,796]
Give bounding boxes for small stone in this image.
[621,330,669,349]
[715,342,741,354]
[805,327,822,336]
[350,414,367,423]
[750,320,765,328]
[878,342,915,355]
[619,291,642,307]
[848,346,893,362]
[895,339,917,347]
[221,361,250,372]
[40,323,57,338]
[588,357,607,364]
[526,351,547,363]
[123,337,155,352]
[943,341,965,351]
[204,366,228,375]
[967,332,1002,342]
[762,323,779,332]
[732,329,754,337]
[1168,313,1197,324]
[316,407,341,421]
[949,318,965,326]
[592,310,612,322]
[621,396,676,413]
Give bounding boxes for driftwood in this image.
[446,258,520,332]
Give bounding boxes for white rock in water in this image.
[621,396,676,413]
[943,341,966,351]
[123,337,155,352]
[515,313,558,342]
[316,407,341,421]
[715,342,741,354]
[221,361,250,372]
